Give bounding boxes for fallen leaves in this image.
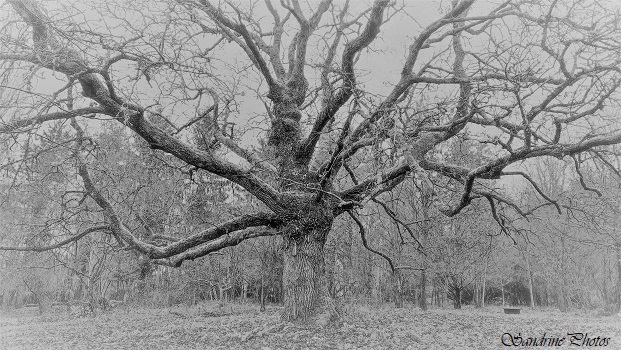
[0,303,619,349]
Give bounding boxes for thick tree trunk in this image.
[281,226,337,323]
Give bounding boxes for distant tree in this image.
[3,0,621,322]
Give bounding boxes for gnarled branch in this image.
[0,225,110,252]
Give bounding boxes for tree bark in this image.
[2,291,9,311]
[86,281,99,316]
[453,288,462,309]
[523,248,535,308]
[242,280,248,302]
[418,177,431,310]
[481,258,488,308]
[545,278,550,307]
[260,260,266,312]
[473,281,479,307]
[559,230,569,312]
[419,269,428,310]
[372,263,382,304]
[86,243,99,315]
[38,292,51,315]
[393,269,404,308]
[527,263,535,308]
[344,223,354,301]
[443,280,448,307]
[616,244,621,311]
[602,250,609,306]
[281,225,337,323]
[501,281,505,306]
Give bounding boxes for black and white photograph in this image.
[0,0,620,348]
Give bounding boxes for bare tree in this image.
[2,0,621,322]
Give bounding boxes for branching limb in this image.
[324,2,481,189]
[153,227,279,267]
[315,108,356,201]
[297,0,391,163]
[172,105,216,135]
[483,195,509,236]
[348,210,395,273]
[346,0,476,148]
[203,92,278,173]
[9,0,285,213]
[571,155,602,196]
[0,107,104,133]
[339,160,411,202]
[264,0,289,79]
[282,0,332,81]
[149,235,180,243]
[340,158,458,206]
[372,198,425,253]
[343,161,359,185]
[473,190,527,218]
[439,174,476,217]
[135,213,180,244]
[590,150,621,180]
[0,225,110,252]
[79,161,282,259]
[554,79,621,124]
[73,123,283,259]
[501,171,562,214]
[343,123,621,216]
[196,1,278,90]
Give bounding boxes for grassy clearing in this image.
[0,303,619,350]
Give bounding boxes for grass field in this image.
[0,303,619,350]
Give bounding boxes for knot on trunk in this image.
[285,78,308,106]
[80,74,111,100]
[268,118,300,147]
[268,98,302,147]
[282,206,333,242]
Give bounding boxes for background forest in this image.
[1,123,619,316]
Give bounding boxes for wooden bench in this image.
[503,307,521,314]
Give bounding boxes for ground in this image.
[0,303,619,350]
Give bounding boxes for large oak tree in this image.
[2,0,621,321]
